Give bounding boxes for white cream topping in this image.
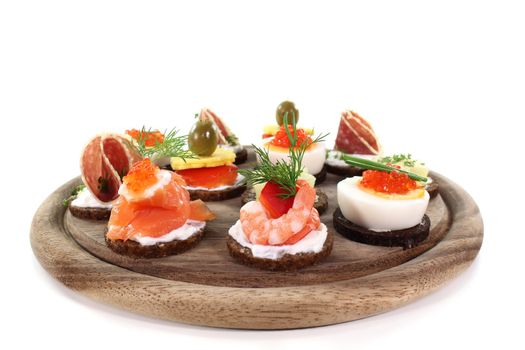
[228,220,328,260]
[71,188,113,209]
[118,169,172,202]
[184,174,245,191]
[130,220,205,246]
[337,177,429,231]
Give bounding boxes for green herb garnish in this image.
[342,155,428,182]
[97,176,110,193]
[225,134,240,146]
[63,184,86,207]
[135,126,196,161]
[377,153,416,167]
[239,112,328,198]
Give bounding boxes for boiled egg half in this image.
[264,142,326,175]
[337,177,429,231]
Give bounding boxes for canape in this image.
[105,159,215,258]
[229,114,333,270]
[166,114,245,201]
[262,101,328,184]
[333,156,431,249]
[199,108,247,164]
[325,110,382,177]
[67,133,142,220]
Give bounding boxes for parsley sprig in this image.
[377,153,420,167]
[239,113,328,198]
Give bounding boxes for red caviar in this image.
[270,125,312,148]
[123,159,159,194]
[360,170,418,194]
[126,129,164,147]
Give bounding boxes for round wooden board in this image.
[30,148,483,329]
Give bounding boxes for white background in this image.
[1,0,524,349]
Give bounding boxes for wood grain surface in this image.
[30,149,483,329]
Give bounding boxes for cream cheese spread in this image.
[130,220,205,246]
[228,220,328,260]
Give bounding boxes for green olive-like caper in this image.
[188,119,218,156]
[276,100,299,126]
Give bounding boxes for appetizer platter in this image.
[31,102,483,329]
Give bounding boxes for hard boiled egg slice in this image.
[337,177,429,231]
[265,142,326,175]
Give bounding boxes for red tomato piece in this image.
[259,181,298,219]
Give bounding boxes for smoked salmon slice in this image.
[189,200,217,221]
[107,159,215,241]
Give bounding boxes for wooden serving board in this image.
[30,148,483,329]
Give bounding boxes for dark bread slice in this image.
[325,162,364,178]
[188,183,247,201]
[313,165,327,184]
[426,177,439,199]
[333,208,430,249]
[240,188,329,215]
[68,203,111,220]
[233,147,248,165]
[227,230,333,271]
[105,228,205,258]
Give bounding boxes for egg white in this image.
[266,142,326,175]
[337,177,429,231]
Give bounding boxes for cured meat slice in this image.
[80,134,142,203]
[334,110,381,155]
[102,135,142,177]
[200,108,239,145]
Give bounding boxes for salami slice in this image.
[80,134,142,203]
[334,110,381,155]
[200,108,239,145]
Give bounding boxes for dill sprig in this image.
[135,126,196,161]
[238,113,328,198]
[342,155,428,182]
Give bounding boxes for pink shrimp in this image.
[239,180,320,245]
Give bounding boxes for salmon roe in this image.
[360,170,418,194]
[123,159,159,194]
[126,129,164,147]
[270,125,312,148]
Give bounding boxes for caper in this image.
[188,119,218,156]
[276,101,299,125]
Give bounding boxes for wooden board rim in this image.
[30,172,483,329]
